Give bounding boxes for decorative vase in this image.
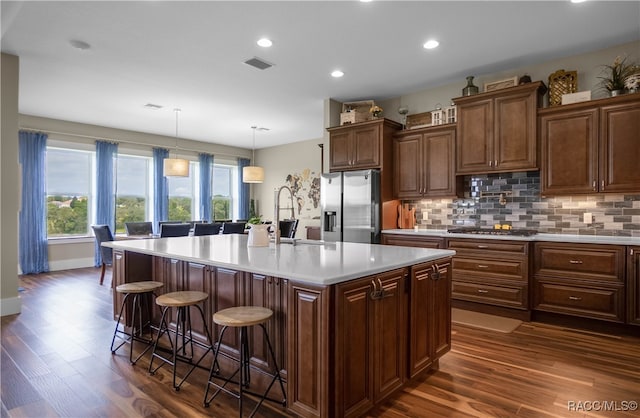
[610,89,625,97]
[247,224,269,247]
[462,76,479,96]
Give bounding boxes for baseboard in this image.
[1,296,22,316]
[48,257,95,272]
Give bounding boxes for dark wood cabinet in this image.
[409,261,451,378]
[394,124,457,198]
[448,238,530,313]
[334,268,406,418]
[454,81,545,175]
[628,246,640,326]
[533,242,626,322]
[539,94,640,195]
[327,118,401,172]
[381,233,445,249]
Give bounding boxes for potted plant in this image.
[598,55,638,96]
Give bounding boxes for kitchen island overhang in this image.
[104,235,455,418]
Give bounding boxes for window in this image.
[212,164,235,221]
[46,147,93,237]
[115,154,151,233]
[167,162,197,221]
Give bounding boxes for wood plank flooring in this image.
[2,268,639,417]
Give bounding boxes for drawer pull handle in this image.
[477,289,489,294]
[569,260,583,264]
[477,265,489,269]
[477,245,489,249]
[568,296,582,301]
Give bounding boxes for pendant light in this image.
[242,125,264,183]
[163,108,190,177]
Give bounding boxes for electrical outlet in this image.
[583,212,593,224]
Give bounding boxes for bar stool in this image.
[149,291,214,391]
[203,306,286,417]
[110,281,164,364]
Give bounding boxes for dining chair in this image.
[279,219,299,239]
[160,223,191,238]
[125,221,153,236]
[91,224,114,285]
[221,222,246,235]
[193,222,223,236]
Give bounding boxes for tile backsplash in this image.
[407,171,640,237]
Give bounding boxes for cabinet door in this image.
[409,264,433,377]
[456,98,493,174]
[352,124,381,168]
[394,134,421,198]
[627,247,640,325]
[184,263,212,346]
[424,127,456,196]
[600,100,640,193]
[329,130,352,170]
[430,262,451,360]
[211,268,245,354]
[335,277,374,417]
[540,107,599,195]
[372,270,406,402]
[494,91,537,171]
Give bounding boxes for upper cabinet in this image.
[539,94,640,195]
[328,118,401,172]
[453,81,546,175]
[393,124,458,199]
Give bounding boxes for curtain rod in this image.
[18,125,247,160]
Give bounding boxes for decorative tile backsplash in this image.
[407,172,640,237]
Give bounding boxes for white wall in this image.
[1,53,21,316]
[254,138,324,239]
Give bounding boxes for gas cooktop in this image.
[447,228,538,237]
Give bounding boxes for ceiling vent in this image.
[244,57,274,70]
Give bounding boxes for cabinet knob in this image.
[592,180,597,191]
[601,180,605,191]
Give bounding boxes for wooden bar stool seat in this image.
[110,281,164,365]
[149,290,214,391]
[204,306,286,417]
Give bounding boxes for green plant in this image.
[598,55,638,92]
[248,216,262,225]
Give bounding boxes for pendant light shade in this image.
[243,126,264,184]
[164,108,190,177]
[243,165,264,183]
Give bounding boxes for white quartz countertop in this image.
[104,235,455,286]
[383,229,640,246]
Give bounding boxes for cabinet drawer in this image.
[452,280,527,309]
[533,243,625,283]
[452,256,527,282]
[448,239,528,255]
[534,281,624,322]
[382,234,444,249]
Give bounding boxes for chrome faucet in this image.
[273,185,295,245]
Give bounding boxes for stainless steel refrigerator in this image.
[321,169,381,243]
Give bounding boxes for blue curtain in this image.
[95,141,118,266]
[18,131,49,274]
[238,158,250,220]
[153,148,169,232]
[199,153,214,222]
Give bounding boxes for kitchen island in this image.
[105,235,455,418]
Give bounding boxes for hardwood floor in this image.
[2,268,639,418]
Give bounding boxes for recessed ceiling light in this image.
[423,40,439,50]
[360,0,373,3]
[331,70,344,78]
[571,0,587,3]
[69,39,91,50]
[257,38,272,48]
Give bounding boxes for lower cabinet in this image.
[627,246,640,325]
[409,260,451,378]
[334,268,407,418]
[448,239,530,311]
[533,242,626,322]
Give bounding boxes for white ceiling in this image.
[2,1,639,150]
